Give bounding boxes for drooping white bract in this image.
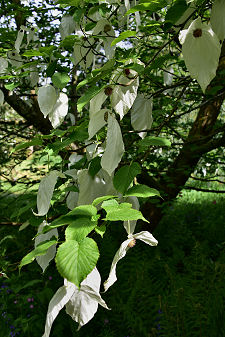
[38,85,57,118]
[110,64,140,119]
[0,57,8,74]
[104,225,158,291]
[211,0,225,41]
[131,94,153,138]
[179,17,221,93]
[15,26,25,52]
[48,93,69,129]
[59,16,76,40]
[92,19,116,59]
[88,108,108,139]
[42,268,109,337]
[77,169,116,206]
[35,221,58,272]
[101,113,125,176]
[29,65,39,87]
[89,90,107,115]
[36,170,65,216]
[123,196,140,235]
[0,89,4,105]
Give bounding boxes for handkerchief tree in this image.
[1,0,225,334]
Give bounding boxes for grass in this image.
[0,180,225,337]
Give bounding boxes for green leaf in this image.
[46,61,57,77]
[88,156,101,178]
[22,50,44,57]
[102,199,148,222]
[4,82,19,90]
[126,0,167,14]
[47,205,97,230]
[113,162,141,194]
[111,31,137,47]
[19,239,57,270]
[124,184,161,198]
[52,72,70,89]
[11,138,43,154]
[77,85,105,112]
[138,136,171,148]
[64,185,79,193]
[55,238,99,287]
[95,225,106,238]
[92,195,117,207]
[65,217,97,242]
[165,0,188,24]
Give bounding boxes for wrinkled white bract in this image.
[36,170,64,216]
[38,85,57,118]
[48,93,68,129]
[93,19,115,59]
[104,231,158,292]
[211,0,225,41]
[42,268,109,337]
[89,90,107,115]
[35,221,58,272]
[131,94,153,138]
[88,108,107,139]
[0,89,4,105]
[7,51,23,68]
[101,113,125,175]
[179,17,221,92]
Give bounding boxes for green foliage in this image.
[113,162,141,195]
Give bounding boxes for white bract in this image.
[0,89,4,105]
[88,108,108,139]
[179,17,221,92]
[38,85,57,117]
[131,94,153,138]
[48,93,69,129]
[93,19,115,59]
[104,226,158,291]
[35,221,58,272]
[7,51,23,68]
[42,268,109,337]
[0,57,8,74]
[59,16,76,40]
[211,0,225,41]
[15,26,25,52]
[36,170,65,216]
[77,169,116,206]
[101,113,125,175]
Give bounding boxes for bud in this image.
[104,24,111,33]
[193,29,202,38]
[104,86,113,96]
[128,238,136,248]
[124,68,131,76]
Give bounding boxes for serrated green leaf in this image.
[65,217,97,242]
[113,162,141,194]
[111,31,137,47]
[46,205,97,230]
[77,85,105,112]
[88,156,101,178]
[138,136,171,148]
[52,72,70,89]
[165,0,188,24]
[64,185,79,193]
[102,199,148,222]
[46,61,57,77]
[92,195,117,207]
[55,238,99,287]
[124,184,161,198]
[19,239,57,270]
[95,225,106,238]
[22,50,44,57]
[126,0,167,14]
